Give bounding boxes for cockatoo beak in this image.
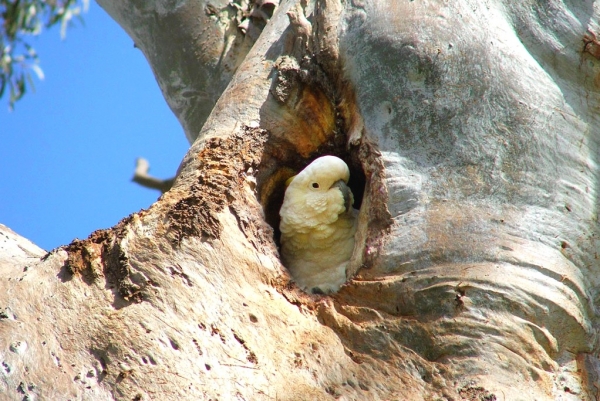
[330,179,353,212]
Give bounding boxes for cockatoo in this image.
[279,156,358,294]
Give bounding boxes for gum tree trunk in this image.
[1,0,599,400]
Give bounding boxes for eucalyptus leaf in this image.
[0,0,86,110]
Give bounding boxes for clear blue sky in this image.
[0,2,189,251]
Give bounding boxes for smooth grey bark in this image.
[98,0,276,143]
[336,1,600,398]
[1,0,599,400]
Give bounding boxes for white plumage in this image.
[279,156,358,294]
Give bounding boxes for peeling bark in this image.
[1,0,599,400]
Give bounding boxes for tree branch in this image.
[131,157,175,193]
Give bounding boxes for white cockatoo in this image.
[279,155,358,294]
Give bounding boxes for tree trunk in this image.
[1,0,599,399]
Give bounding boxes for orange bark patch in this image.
[167,127,269,244]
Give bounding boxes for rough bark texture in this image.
[1,0,599,400]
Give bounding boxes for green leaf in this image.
[0,0,87,109]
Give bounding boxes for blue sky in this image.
[0,2,189,251]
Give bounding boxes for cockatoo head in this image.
[280,156,354,230]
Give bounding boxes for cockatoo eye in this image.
[311,182,320,189]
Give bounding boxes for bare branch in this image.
[131,157,175,193]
